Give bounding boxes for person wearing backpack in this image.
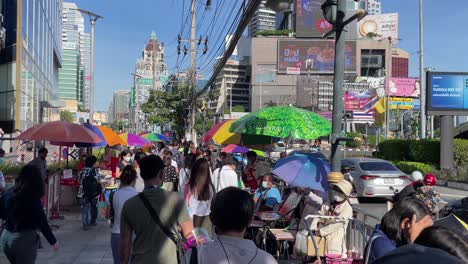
[77,156,102,230]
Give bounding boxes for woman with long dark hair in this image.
[364,197,433,263]
[0,165,59,263]
[414,226,468,263]
[185,158,215,235]
[162,152,178,192]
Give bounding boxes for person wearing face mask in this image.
[311,178,353,258]
[116,150,131,178]
[253,175,281,212]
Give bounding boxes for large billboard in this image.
[295,0,357,39]
[359,13,398,41]
[427,72,468,115]
[389,78,420,97]
[277,40,356,74]
[296,0,332,38]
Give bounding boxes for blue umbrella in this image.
[76,123,107,147]
[272,156,329,193]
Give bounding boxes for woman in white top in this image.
[184,158,215,237]
[132,151,146,193]
[178,154,195,197]
[108,165,138,264]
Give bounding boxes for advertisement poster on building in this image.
[389,97,420,110]
[389,78,420,97]
[344,89,378,112]
[359,13,399,41]
[295,0,357,39]
[277,40,356,74]
[295,0,331,38]
[427,72,468,115]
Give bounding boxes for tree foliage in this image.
[59,110,74,122]
[142,82,192,140]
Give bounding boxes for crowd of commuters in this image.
[0,141,467,264]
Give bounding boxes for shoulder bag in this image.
[138,193,185,263]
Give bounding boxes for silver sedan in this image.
[341,158,410,198]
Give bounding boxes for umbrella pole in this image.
[66,147,69,168]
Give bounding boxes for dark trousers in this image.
[90,197,98,224]
[1,229,39,264]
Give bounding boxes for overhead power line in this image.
[194,0,262,99]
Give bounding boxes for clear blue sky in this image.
[71,0,468,111]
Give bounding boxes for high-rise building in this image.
[210,60,251,115]
[248,0,276,37]
[0,0,63,132]
[58,43,81,105]
[113,90,130,121]
[359,0,381,15]
[81,33,91,111]
[61,2,91,110]
[392,48,409,78]
[130,32,168,132]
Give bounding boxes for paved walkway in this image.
[0,208,113,264]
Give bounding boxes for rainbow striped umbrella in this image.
[141,133,169,142]
[119,133,151,147]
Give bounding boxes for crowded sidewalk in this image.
[0,208,113,264]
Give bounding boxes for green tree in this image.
[142,81,191,140]
[60,110,74,122]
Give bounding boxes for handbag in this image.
[138,193,185,263]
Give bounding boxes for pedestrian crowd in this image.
[0,140,467,264]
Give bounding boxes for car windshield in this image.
[359,162,398,171]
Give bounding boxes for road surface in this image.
[354,185,468,223]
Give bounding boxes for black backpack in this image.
[82,170,102,199]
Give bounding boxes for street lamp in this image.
[321,0,367,172]
[321,0,338,25]
[130,73,142,133]
[76,9,103,124]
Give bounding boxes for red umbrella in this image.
[16,121,101,143]
[202,120,230,143]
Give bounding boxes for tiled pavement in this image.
[0,208,113,264]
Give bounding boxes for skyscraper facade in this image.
[60,2,91,110]
[113,90,130,121]
[130,32,168,132]
[0,0,63,132]
[248,0,276,37]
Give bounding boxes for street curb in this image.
[437,179,468,192]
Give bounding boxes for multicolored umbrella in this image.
[119,133,151,147]
[16,121,101,144]
[230,106,332,140]
[95,125,126,146]
[141,133,169,142]
[203,120,276,145]
[221,144,249,154]
[272,155,330,192]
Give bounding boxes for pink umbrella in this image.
[16,121,101,143]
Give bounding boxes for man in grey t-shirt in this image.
[182,187,277,264]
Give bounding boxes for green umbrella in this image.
[229,106,331,140]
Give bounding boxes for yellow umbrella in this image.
[212,120,240,145]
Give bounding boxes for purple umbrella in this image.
[272,156,329,192]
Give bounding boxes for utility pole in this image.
[384,37,392,139]
[419,0,426,139]
[330,0,346,172]
[77,9,103,124]
[190,0,197,144]
[178,0,209,144]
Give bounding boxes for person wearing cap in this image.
[311,178,353,257]
[415,173,441,217]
